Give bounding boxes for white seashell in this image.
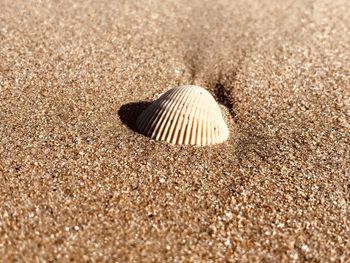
[136,85,229,146]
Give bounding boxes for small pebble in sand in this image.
[136,85,229,146]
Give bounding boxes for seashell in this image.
[136,85,229,146]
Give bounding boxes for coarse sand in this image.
[0,0,349,262]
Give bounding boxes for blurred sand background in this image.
[0,0,349,261]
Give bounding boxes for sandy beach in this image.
[0,0,349,261]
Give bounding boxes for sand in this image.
[0,0,349,262]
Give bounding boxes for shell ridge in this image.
[137,103,158,134]
[176,87,198,144]
[147,90,179,134]
[160,88,189,141]
[142,98,165,136]
[150,98,173,139]
[183,88,202,145]
[196,100,204,145]
[149,89,178,138]
[138,88,177,137]
[206,108,212,145]
[162,88,189,142]
[154,87,188,140]
[169,87,194,144]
